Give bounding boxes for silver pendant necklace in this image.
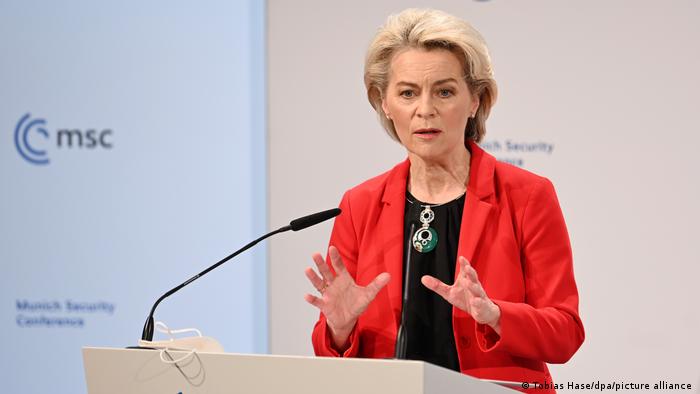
[406,192,466,253]
[413,204,438,253]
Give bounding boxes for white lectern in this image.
[83,347,514,393]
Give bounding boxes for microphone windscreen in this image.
[289,208,341,231]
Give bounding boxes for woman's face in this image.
[382,48,478,162]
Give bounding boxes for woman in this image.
[303,8,584,391]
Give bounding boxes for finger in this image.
[364,272,391,299]
[463,265,479,283]
[328,246,348,275]
[467,281,487,299]
[304,267,325,290]
[458,257,480,284]
[312,252,334,282]
[421,275,452,300]
[459,256,469,269]
[458,256,472,279]
[304,293,324,309]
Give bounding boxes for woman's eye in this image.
[438,89,453,98]
[400,90,415,98]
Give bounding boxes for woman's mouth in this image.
[414,128,442,139]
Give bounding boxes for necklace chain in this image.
[405,191,466,208]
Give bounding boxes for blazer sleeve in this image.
[311,191,362,357]
[475,177,585,363]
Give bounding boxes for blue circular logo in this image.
[14,113,49,165]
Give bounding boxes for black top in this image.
[402,190,465,372]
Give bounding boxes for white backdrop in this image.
[268,0,700,391]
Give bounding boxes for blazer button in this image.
[459,336,471,348]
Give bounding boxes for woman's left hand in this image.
[421,256,501,334]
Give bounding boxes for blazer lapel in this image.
[378,159,410,329]
[457,142,496,270]
[457,196,493,264]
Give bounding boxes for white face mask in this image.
[138,321,225,364]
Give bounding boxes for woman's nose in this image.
[416,95,437,118]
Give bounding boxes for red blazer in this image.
[312,141,584,392]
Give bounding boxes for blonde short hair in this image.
[364,8,497,143]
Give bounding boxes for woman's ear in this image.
[470,96,480,118]
[381,95,390,119]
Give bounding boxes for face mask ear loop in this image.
[154,321,203,339]
[154,321,174,340]
[160,348,196,364]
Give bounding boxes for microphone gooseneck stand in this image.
[394,221,416,359]
[139,208,341,342]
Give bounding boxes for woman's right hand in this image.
[304,245,390,351]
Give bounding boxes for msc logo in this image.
[14,113,49,165]
[14,113,114,165]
